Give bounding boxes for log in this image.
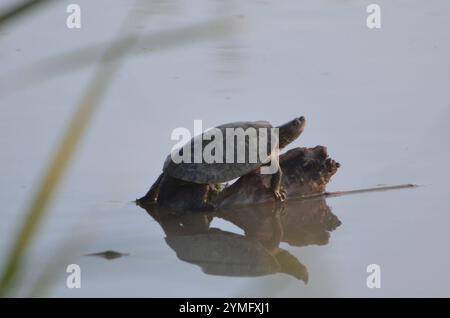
[214,145,340,208]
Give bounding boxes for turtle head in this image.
[277,116,306,149]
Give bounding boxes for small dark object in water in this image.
[85,250,129,260]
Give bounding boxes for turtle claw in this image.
[273,188,287,202]
[281,188,288,201]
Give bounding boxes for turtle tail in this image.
[136,173,164,205]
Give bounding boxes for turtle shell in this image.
[163,121,278,184]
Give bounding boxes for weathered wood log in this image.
[213,145,340,208]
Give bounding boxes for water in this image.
[0,0,450,297]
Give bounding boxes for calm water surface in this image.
[0,0,450,297]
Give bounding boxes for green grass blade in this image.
[0,0,54,26]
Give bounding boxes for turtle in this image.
[138,116,306,211]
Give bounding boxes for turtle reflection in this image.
[140,198,341,283]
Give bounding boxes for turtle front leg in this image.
[264,149,287,201]
[271,167,287,202]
